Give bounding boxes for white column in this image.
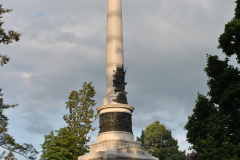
[104,0,124,105]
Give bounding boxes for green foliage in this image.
[185,1,240,159]
[136,130,146,148]
[0,89,39,159]
[218,0,240,63]
[4,151,17,160]
[165,151,187,160]
[0,4,21,66]
[144,121,180,160]
[184,93,240,159]
[185,56,240,159]
[0,55,10,66]
[204,55,240,144]
[41,82,98,159]
[63,81,98,153]
[40,128,84,160]
[184,94,218,147]
[0,5,38,159]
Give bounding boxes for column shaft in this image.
[106,0,124,97]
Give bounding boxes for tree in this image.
[40,128,84,160]
[0,89,39,160]
[140,121,185,160]
[218,0,240,63]
[0,4,38,159]
[165,151,187,160]
[4,151,17,160]
[63,82,98,154]
[0,4,21,66]
[41,82,98,159]
[136,130,146,148]
[184,93,240,159]
[185,58,240,159]
[185,1,240,159]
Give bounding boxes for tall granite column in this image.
[98,0,133,135]
[78,0,158,159]
[105,0,124,104]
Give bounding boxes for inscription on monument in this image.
[137,151,145,155]
[127,150,134,154]
[99,112,132,133]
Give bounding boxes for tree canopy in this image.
[0,4,21,66]
[63,81,98,153]
[218,0,240,63]
[136,130,146,148]
[0,89,39,160]
[0,4,38,159]
[185,1,240,159]
[137,121,187,160]
[40,128,84,160]
[40,82,98,159]
[4,151,17,160]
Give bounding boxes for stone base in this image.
[78,143,158,160]
[78,132,158,160]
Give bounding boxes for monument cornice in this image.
[97,104,134,113]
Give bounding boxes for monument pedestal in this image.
[78,104,158,160]
[78,131,158,160]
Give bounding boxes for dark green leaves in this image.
[218,1,240,63]
[185,1,240,159]
[185,57,240,159]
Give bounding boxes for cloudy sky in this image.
[0,0,238,159]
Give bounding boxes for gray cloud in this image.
[25,114,53,134]
[0,0,237,159]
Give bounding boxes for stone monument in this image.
[78,0,158,159]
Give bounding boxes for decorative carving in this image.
[112,65,128,104]
[114,92,127,104]
[99,112,132,133]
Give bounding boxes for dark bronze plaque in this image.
[99,112,132,133]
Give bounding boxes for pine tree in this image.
[0,89,39,160]
[0,4,38,159]
[0,4,21,66]
[4,151,17,160]
[136,130,146,148]
[63,82,98,154]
